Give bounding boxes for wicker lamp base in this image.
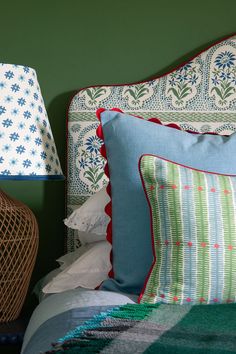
[0,189,38,322]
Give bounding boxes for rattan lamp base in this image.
[0,189,38,322]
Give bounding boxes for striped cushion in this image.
[139,154,236,305]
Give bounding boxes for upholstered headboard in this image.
[66,34,236,252]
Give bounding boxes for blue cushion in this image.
[98,109,236,294]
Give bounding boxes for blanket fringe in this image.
[43,303,159,353]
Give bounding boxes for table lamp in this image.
[0,63,64,322]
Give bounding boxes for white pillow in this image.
[33,268,62,302]
[34,242,102,301]
[64,187,109,242]
[56,243,98,270]
[42,241,111,293]
[77,231,106,245]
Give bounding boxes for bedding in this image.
[139,154,236,305]
[33,240,111,301]
[56,242,105,269]
[77,230,107,244]
[44,303,236,354]
[64,186,109,243]
[42,240,111,293]
[98,109,236,295]
[33,268,62,302]
[56,244,96,269]
[22,34,236,354]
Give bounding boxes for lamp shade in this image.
[0,63,63,180]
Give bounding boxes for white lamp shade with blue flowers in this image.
[0,63,63,322]
[0,63,63,180]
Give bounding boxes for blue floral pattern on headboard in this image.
[66,35,236,252]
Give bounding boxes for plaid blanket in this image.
[44,303,236,354]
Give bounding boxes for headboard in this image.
[66,34,236,252]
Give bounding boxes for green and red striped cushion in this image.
[139,154,236,305]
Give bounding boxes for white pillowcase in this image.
[34,243,103,301]
[64,187,109,243]
[56,243,98,270]
[77,231,106,245]
[42,241,111,293]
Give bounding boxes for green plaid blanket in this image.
[44,303,236,354]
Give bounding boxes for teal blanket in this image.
[44,303,236,353]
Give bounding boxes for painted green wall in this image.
[0,0,236,312]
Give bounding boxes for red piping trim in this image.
[140,153,236,177]
[138,155,157,303]
[138,152,236,303]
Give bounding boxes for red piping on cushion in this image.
[141,153,236,177]
[137,155,157,303]
[138,150,236,303]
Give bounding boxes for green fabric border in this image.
[68,111,236,123]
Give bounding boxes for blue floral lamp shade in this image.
[0,63,63,323]
[0,63,63,180]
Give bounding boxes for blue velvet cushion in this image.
[98,109,236,294]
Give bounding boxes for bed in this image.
[21,34,236,354]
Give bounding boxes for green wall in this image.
[1,0,236,312]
